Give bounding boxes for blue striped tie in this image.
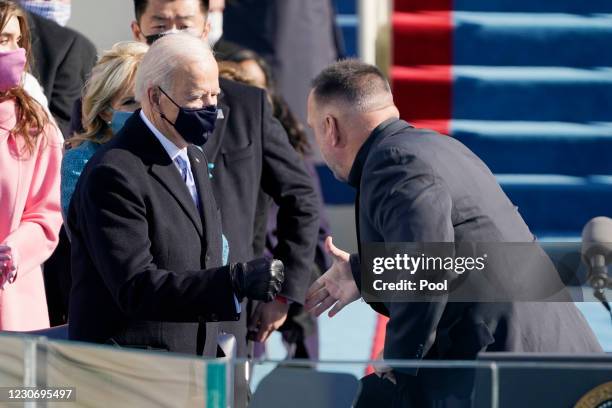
[175,155,200,210]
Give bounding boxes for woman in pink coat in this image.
[0,0,62,331]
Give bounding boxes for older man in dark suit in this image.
[67,33,284,357]
[305,60,603,407]
[130,0,319,360]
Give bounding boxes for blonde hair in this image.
[70,41,148,148]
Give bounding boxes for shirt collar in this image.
[347,117,404,188]
[140,110,188,163]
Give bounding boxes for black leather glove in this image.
[229,258,284,302]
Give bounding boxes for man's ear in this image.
[131,21,143,42]
[148,87,160,110]
[325,115,345,148]
[201,19,211,41]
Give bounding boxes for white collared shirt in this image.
[140,110,191,172]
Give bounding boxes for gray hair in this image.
[311,59,392,112]
[135,32,213,102]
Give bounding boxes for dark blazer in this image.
[348,119,603,370]
[67,112,239,356]
[203,78,319,303]
[27,12,97,137]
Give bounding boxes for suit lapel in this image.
[188,146,222,263]
[201,93,230,164]
[150,161,204,237]
[128,112,204,237]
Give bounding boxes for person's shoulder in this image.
[68,28,97,55]
[97,137,140,165]
[367,127,442,172]
[79,142,143,191]
[28,12,96,52]
[28,12,71,40]
[376,125,447,156]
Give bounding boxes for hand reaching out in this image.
[305,237,360,318]
[248,299,289,342]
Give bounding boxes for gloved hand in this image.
[229,258,284,302]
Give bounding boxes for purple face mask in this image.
[0,48,26,92]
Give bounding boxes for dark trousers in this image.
[355,370,475,408]
[43,227,72,326]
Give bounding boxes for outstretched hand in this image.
[305,237,360,317]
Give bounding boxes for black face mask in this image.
[144,32,166,45]
[142,28,203,45]
[158,87,218,146]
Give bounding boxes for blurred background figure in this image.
[0,0,63,331]
[207,0,245,60]
[222,0,343,155]
[206,0,223,46]
[62,41,147,221]
[220,50,333,360]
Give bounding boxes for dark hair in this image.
[311,59,391,111]
[133,0,210,22]
[223,50,311,156]
[224,49,274,90]
[0,0,49,157]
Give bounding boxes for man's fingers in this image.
[328,298,348,318]
[256,324,274,343]
[325,236,341,258]
[304,287,329,311]
[247,303,262,332]
[325,236,349,262]
[312,296,337,317]
[306,277,325,300]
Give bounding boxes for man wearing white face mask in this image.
[207,0,223,45]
